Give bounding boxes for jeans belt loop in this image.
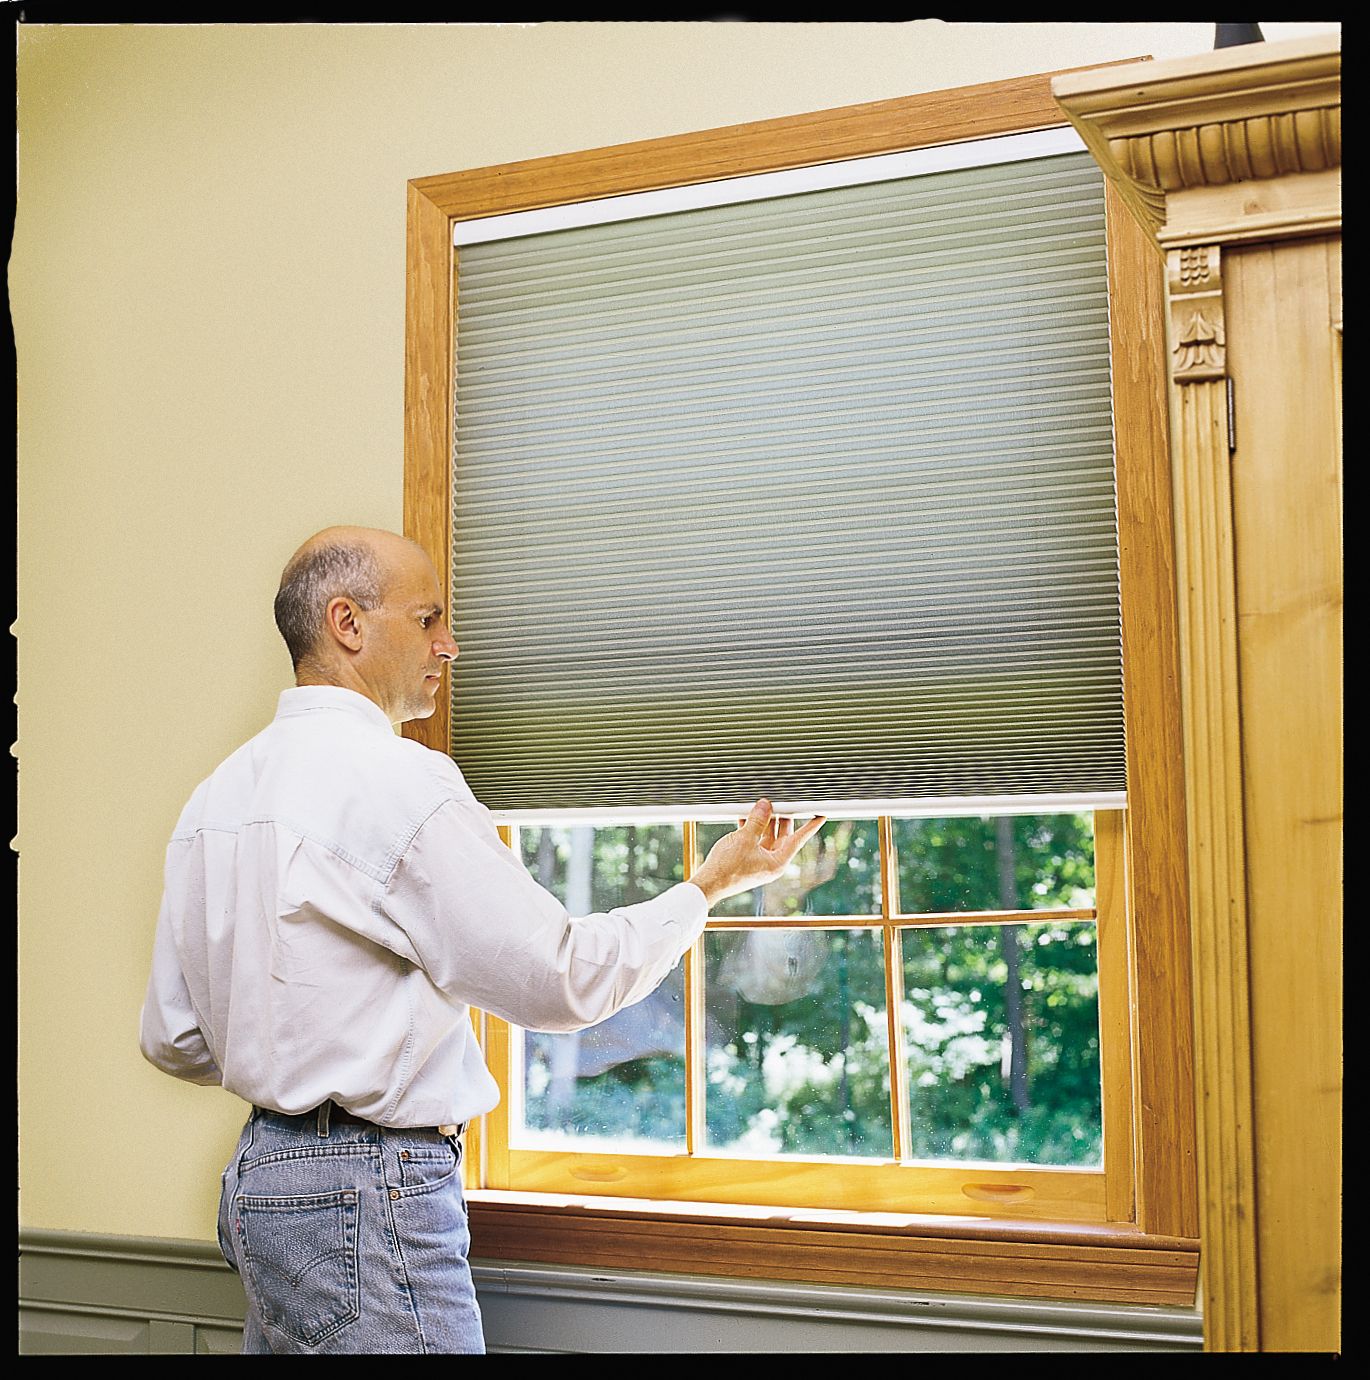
[316,1101,332,1138]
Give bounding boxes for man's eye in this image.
[420,616,433,629]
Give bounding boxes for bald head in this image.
[273,527,426,673]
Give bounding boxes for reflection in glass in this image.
[901,922,1101,1165]
[514,824,686,1150]
[704,929,891,1157]
[893,813,1096,914]
[696,818,880,917]
[518,961,687,1151]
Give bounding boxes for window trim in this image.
[403,60,1197,1302]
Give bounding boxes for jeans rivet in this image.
[400,1150,410,1160]
[390,1189,401,1200]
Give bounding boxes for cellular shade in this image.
[450,152,1124,819]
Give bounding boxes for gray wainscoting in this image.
[18,1229,1202,1353]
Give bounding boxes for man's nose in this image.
[434,627,460,660]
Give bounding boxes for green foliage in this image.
[901,920,1101,1164]
[895,813,1096,912]
[525,1053,686,1145]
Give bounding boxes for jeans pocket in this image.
[236,1189,361,1347]
[398,1141,460,1194]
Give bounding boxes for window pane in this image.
[520,823,684,910]
[517,961,686,1151]
[695,818,880,917]
[514,824,686,1150]
[901,921,1101,1165]
[704,929,892,1157]
[893,813,1095,913]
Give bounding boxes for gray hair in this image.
[273,540,386,671]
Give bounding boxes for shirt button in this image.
[390,1190,401,1200]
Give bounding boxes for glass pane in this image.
[517,961,686,1151]
[901,921,1101,1165]
[514,824,687,1150]
[893,813,1096,914]
[520,823,684,910]
[704,928,892,1157]
[695,818,880,917]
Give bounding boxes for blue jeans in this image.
[217,1106,485,1353]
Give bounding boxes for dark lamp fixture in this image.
[1215,23,1266,48]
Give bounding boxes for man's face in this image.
[359,546,459,724]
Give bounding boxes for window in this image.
[405,66,1198,1304]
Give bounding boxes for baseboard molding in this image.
[19,1228,1203,1353]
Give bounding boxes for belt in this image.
[255,1102,465,1139]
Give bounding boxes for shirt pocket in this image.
[235,1189,360,1346]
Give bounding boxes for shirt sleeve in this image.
[138,892,224,1086]
[384,798,710,1033]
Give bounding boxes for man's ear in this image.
[322,596,365,654]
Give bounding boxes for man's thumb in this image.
[744,798,772,835]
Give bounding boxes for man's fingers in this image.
[732,802,822,868]
[742,798,773,838]
[775,815,826,863]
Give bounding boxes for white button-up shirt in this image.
[139,686,709,1128]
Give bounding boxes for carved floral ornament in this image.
[1168,244,1226,385]
[1172,307,1226,381]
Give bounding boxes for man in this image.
[139,525,825,1354]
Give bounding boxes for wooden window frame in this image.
[404,64,1198,1305]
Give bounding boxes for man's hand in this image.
[689,799,827,910]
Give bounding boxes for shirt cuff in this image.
[672,880,712,932]
[679,880,707,904]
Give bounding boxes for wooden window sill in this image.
[466,1190,1199,1307]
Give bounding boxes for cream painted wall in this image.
[15,20,1338,1244]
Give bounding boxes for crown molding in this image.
[1052,35,1340,249]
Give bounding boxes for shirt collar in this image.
[274,685,397,735]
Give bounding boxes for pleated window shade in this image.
[450,150,1124,820]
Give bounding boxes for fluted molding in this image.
[1052,36,1340,248]
[1166,376,1259,1352]
[1109,106,1339,194]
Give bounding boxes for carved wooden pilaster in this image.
[1162,234,1259,1348]
[1055,34,1342,1353]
